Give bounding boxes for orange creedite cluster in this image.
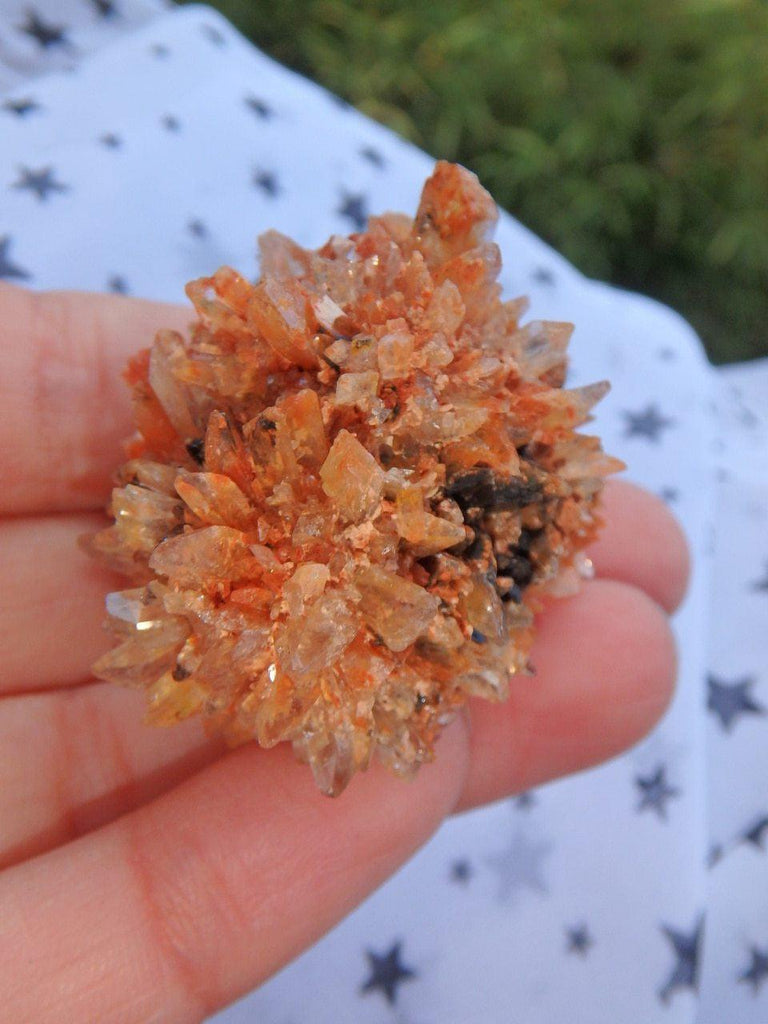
[85,162,622,795]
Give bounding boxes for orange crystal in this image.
[85,162,622,795]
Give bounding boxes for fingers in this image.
[588,479,690,614]
[1,481,689,695]
[0,512,121,693]
[0,721,469,1023]
[457,578,676,811]
[0,577,672,874]
[0,683,223,870]
[0,285,190,515]
[0,584,677,1022]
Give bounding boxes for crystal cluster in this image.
[86,162,621,795]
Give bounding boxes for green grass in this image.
[185,0,768,363]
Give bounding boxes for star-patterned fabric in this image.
[0,0,163,91]
[1,5,766,1022]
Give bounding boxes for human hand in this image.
[0,284,689,1022]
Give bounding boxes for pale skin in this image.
[0,283,690,1022]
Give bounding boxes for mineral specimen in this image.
[85,161,622,795]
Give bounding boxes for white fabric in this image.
[0,0,165,92]
[0,5,765,1021]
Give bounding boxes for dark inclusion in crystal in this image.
[185,438,205,464]
[445,467,543,514]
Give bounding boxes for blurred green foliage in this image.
[188,0,768,363]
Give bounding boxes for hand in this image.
[0,284,689,1022]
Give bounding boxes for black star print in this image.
[107,275,129,295]
[202,24,226,46]
[150,43,170,58]
[161,115,181,133]
[360,145,385,168]
[659,486,679,504]
[707,843,724,868]
[12,165,69,201]
[0,236,31,281]
[636,765,680,820]
[450,859,472,884]
[513,790,536,810]
[254,170,280,198]
[622,403,675,443]
[3,97,41,117]
[188,219,207,239]
[751,562,768,593]
[91,0,118,17]
[566,924,593,955]
[707,674,765,732]
[658,917,704,1003]
[99,132,122,149]
[739,946,768,993]
[742,816,768,851]
[245,95,273,119]
[737,404,759,428]
[532,266,556,286]
[360,941,416,1005]
[338,192,369,232]
[657,346,677,361]
[18,10,68,49]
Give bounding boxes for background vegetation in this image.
[187,0,768,363]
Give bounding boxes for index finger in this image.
[0,285,190,515]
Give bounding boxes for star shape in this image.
[566,923,593,955]
[338,191,369,232]
[91,0,118,17]
[150,43,169,58]
[202,24,226,46]
[0,236,31,281]
[659,486,679,504]
[532,265,556,286]
[107,275,129,295]
[486,829,551,902]
[622,403,675,443]
[707,674,765,732]
[360,941,417,1005]
[161,114,181,133]
[636,765,680,821]
[12,165,69,201]
[18,10,69,49]
[99,132,122,149]
[254,170,280,198]
[739,946,768,993]
[513,789,536,810]
[188,219,207,239]
[360,144,385,168]
[449,859,472,884]
[3,96,41,117]
[658,917,704,1003]
[737,404,759,428]
[245,95,273,119]
[751,562,768,593]
[742,815,768,851]
[707,843,724,868]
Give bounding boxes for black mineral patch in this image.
[445,467,541,513]
[185,437,205,464]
